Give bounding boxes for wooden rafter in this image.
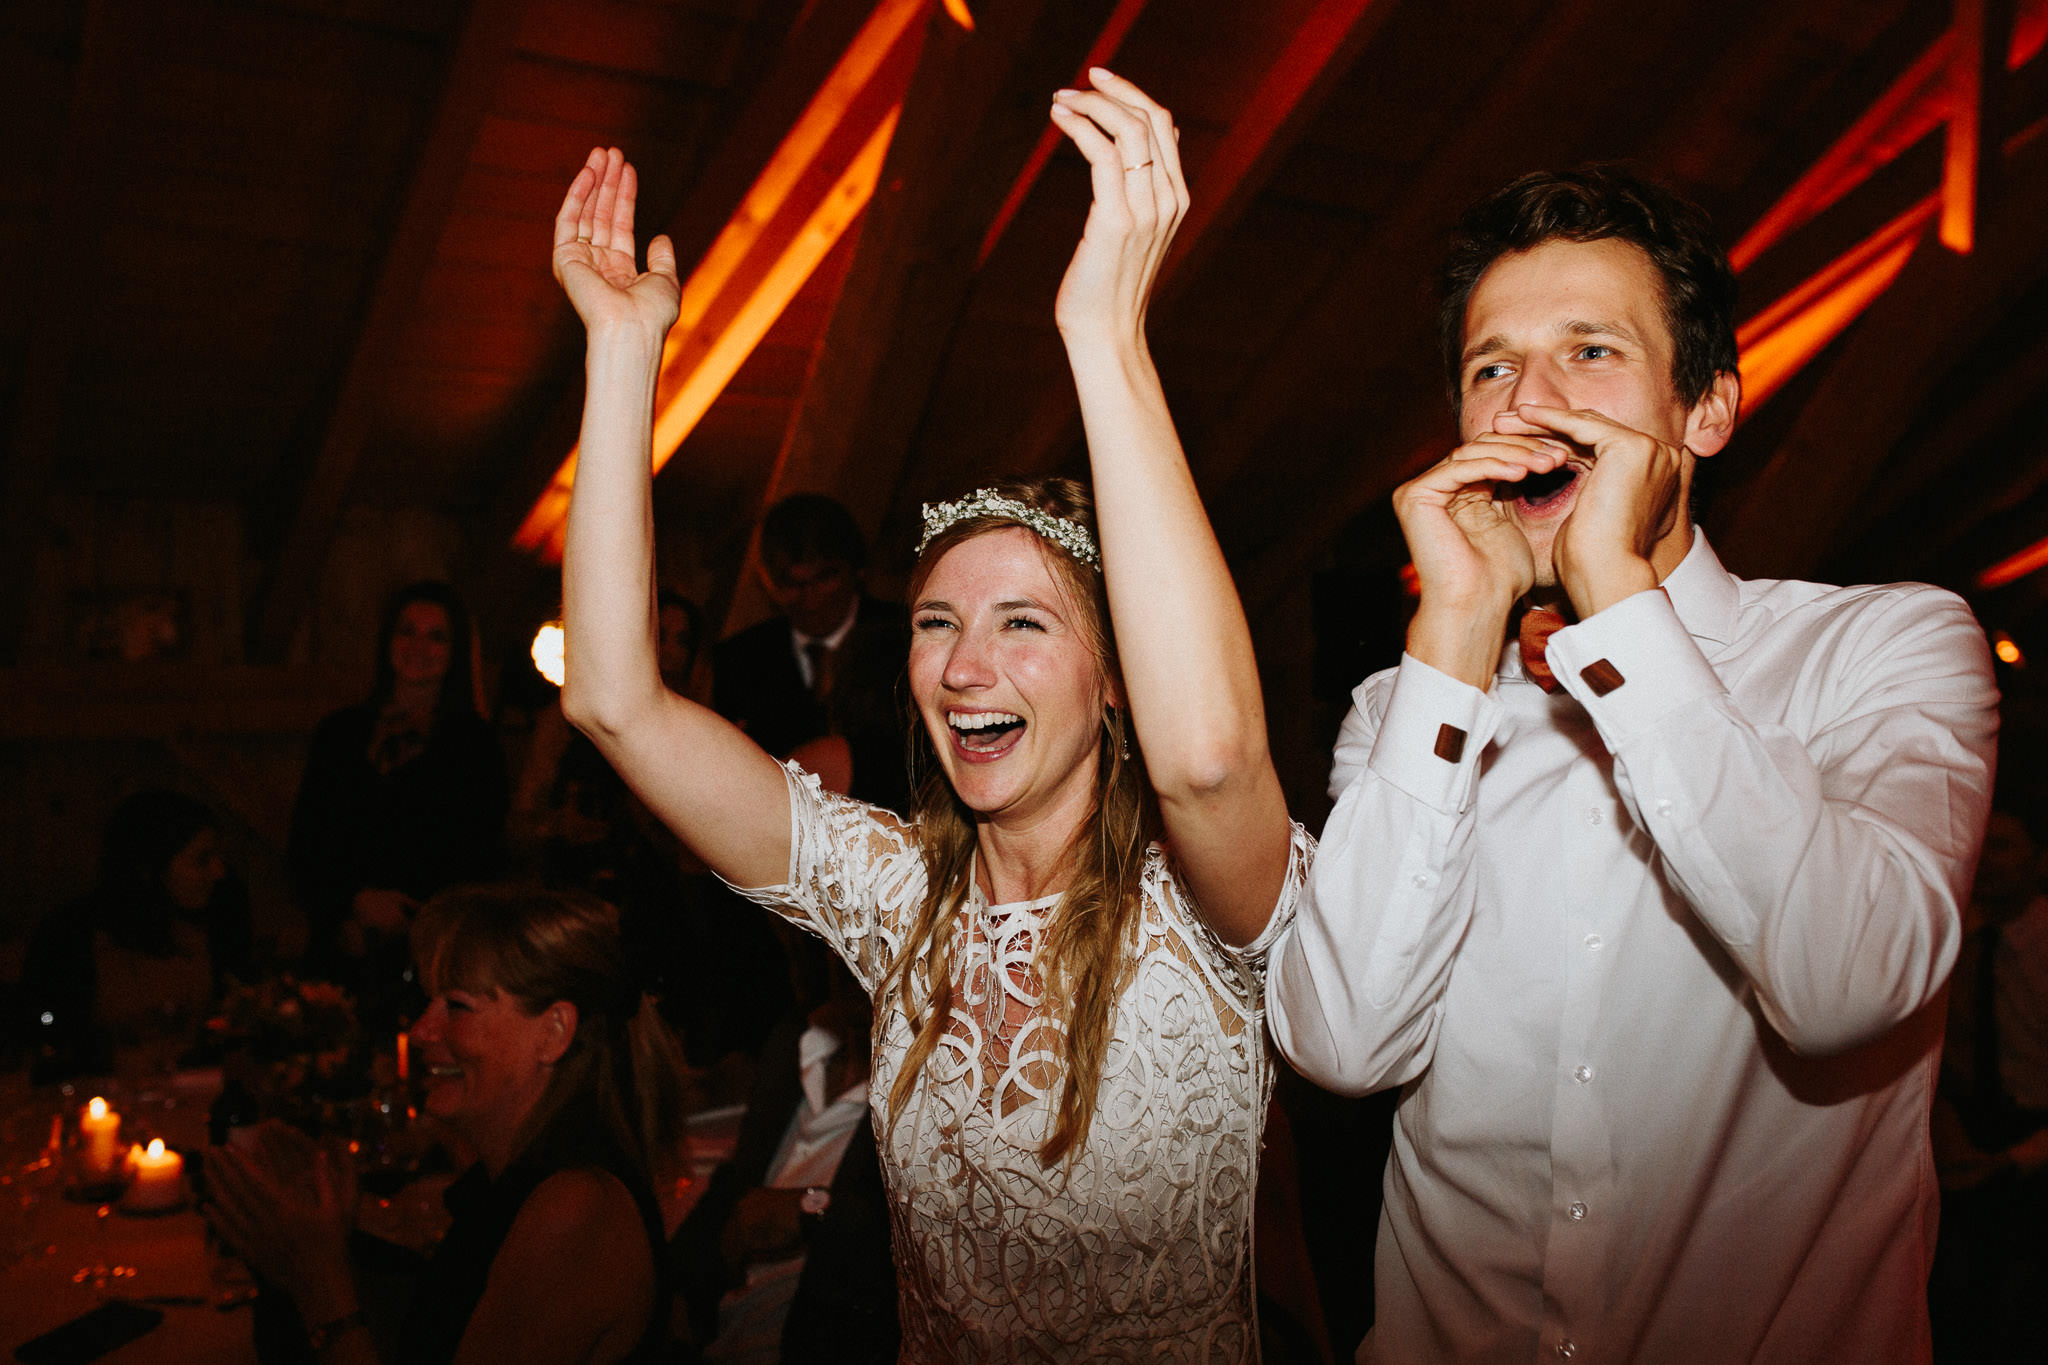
[469,0,876,559]
[251,0,529,663]
[1730,0,2047,271]
[1718,125,2048,580]
[508,0,929,565]
[722,0,1129,634]
[1941,0,2016,252]
[992,0,1394,482]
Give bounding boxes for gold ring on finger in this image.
[1123,161,1154,172]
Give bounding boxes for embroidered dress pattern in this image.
[726,764,1309,1361]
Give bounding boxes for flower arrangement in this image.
[207,976,363,1107]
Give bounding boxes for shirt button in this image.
[1655,798,1673,817]
[1583,933,1603,951]
[1587,807,1604,825]
[1412,873,1430,889]
[1556,1342,1577,1360]
[1574,1064,1594,1084]
[1568,1200,1587,1221]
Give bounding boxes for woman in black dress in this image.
[204,884,688,1365]
[288,581,506,1020]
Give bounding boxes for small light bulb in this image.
[1993,631,2023,667]
[532,620,566,687]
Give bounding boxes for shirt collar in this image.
[1659,527,1739,646]
[791,596,860,653]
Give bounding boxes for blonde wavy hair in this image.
[884,476,1159,1166]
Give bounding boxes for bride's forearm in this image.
[561,327,665,736]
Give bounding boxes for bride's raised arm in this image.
[1048,71,1294,944]
[553,147,793,891]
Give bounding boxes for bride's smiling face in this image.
[910,527,1110,827]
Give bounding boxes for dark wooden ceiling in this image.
[6,0,2048,814]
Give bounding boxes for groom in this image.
[1268,166,1999,1362]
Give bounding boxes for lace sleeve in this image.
[717,761,926,994]
[1156,820,1315,1016]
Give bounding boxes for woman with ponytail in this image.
[558,69,1305,1360]
[204,885,687,1365]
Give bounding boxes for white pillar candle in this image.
[79,1097,123,1178]
[124,1139,186,1212]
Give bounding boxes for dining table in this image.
[4,1066,744,1363]
[2,1067,257,1364]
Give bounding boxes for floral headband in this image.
[917,488,1101,570]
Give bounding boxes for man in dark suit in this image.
[714,493,910,811]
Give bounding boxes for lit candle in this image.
[396,1031,409,1083]
[123,1139,186,1213]
[79,1097,123,1178]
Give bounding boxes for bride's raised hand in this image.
[1048,68,1188,349]
[552,147,680,344]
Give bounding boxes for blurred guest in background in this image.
[1931,809,2048,1358]
[512,587,704,893]
[513,588,792,1082]
[205,884,688,1365]
[713,494,910,813]
[672,937,894,1364]
[23,787,253,1080]
[289,581,507,1024]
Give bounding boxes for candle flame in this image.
[88,1097,107,1119]
[147,1138,165,1159]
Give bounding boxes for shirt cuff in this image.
[1546,587,1724,742]
[1365,653,1499,814]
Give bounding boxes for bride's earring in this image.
[1109,706,1131,761]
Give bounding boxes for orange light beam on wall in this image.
[974,0,1151,269]
[512,0,926,559]
[674,0,923,342]
[1730,0,2048,273]
[1941,0,2006,254]
[1979,539,2048,589]
[525,108,901,564]
[1734,196,1936,412]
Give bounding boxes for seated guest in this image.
[204,885,689,1365]
[24,788,253,1079]
[288,581,507,1028]
[672,939,895,1364]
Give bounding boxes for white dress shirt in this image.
[1269,533,1998,1364]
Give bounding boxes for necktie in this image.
[1519,606,1568,693]
[804,640,834,704]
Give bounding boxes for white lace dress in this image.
[726,764,1311,1362]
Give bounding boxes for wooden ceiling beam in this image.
[992,0,1395,483]
[0,0,126,664]
[470,0,874,562]
[1188,0,1620,510]
[249,0,528,664]
[1843,315,2048,573]
[1224,0,1921,619]
[724,0,1131,633]
[1940,0,2016,253]
[1716,124,2048,581]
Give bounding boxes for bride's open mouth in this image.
[947,709,1025,759]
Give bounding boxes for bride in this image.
[556,68,1307,1359]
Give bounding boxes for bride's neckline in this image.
[969,852,1065,913]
